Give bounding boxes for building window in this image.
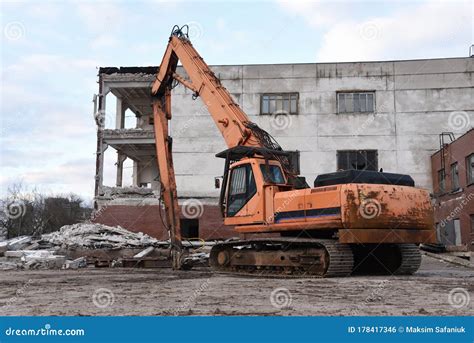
[437,169,446,193]
[451,162,460,191]
[337,92,375,114]
[261,93,298,115]
[466,154,474,185]
[337,150,378,171]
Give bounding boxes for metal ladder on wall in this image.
[439,132,455,173]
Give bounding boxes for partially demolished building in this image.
[92,58,474,248]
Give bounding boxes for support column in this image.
[132,160,139,187]
[94,79,109,197]
[115,153,127,187]
[116,97,127,129]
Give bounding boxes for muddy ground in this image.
[0,255,472,316]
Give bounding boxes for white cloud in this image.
[279,0,473,62]
[278,0,353,28]
[4,53,98,77]
[90,34,120,49]
[75,2,125,33]
[1,53,100,198]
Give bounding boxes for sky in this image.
[0,0,472,203]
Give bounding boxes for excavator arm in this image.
[151,25,282,269]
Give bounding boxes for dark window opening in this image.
[337,150,378,171]
[337,92,375,114]
[466,154,474,185]
[180,218,199,239]
[260,165,285,184]
[451,162,460,191]
[438,169,446,193]
[261,93,298,115]
[227,164,257,217]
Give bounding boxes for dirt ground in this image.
[0,255,472,316]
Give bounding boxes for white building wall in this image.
[106,57,474,198]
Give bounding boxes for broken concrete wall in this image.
[91,201,235,240]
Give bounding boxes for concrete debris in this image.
[41,223,159,249]
[0,260,19,270]
[98,186,155,199]
[183,252,209,265]
[24,256,66,270]
[421,251,472,268]
[5,250,57,258]
[133,246,155,258]
[3,250,66,270]
[64,257,88,269]
[0,236,32,255]
[4,250,86,270]
[0,223,212,270]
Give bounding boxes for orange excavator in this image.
[151,25,436,277]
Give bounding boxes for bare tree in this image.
[0,183,90,239]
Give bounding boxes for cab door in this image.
[226,163,256,218]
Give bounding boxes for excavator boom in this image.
[151,25,288,268]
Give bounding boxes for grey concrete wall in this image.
[103,57,474,198]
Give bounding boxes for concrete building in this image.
[431,129,473,251]
[92,57,474,241]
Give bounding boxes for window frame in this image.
[450,162,460,192]
[466,153,474,186]
[337,91,375,114]
[260,164,286,185]
[260,93,299,115]
[336,150,378,171]
[226,164,257,217]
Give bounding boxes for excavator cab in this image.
[222,160,287,223]
[216,146,294,225]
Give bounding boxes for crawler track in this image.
[210,238,354,278]
[210,239,422,278]
[393,244,422,275]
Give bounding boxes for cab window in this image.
[227,164,257,216]
[260,165,285,184]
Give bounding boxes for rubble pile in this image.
[41,223,159,249]
[0,223,211,271]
